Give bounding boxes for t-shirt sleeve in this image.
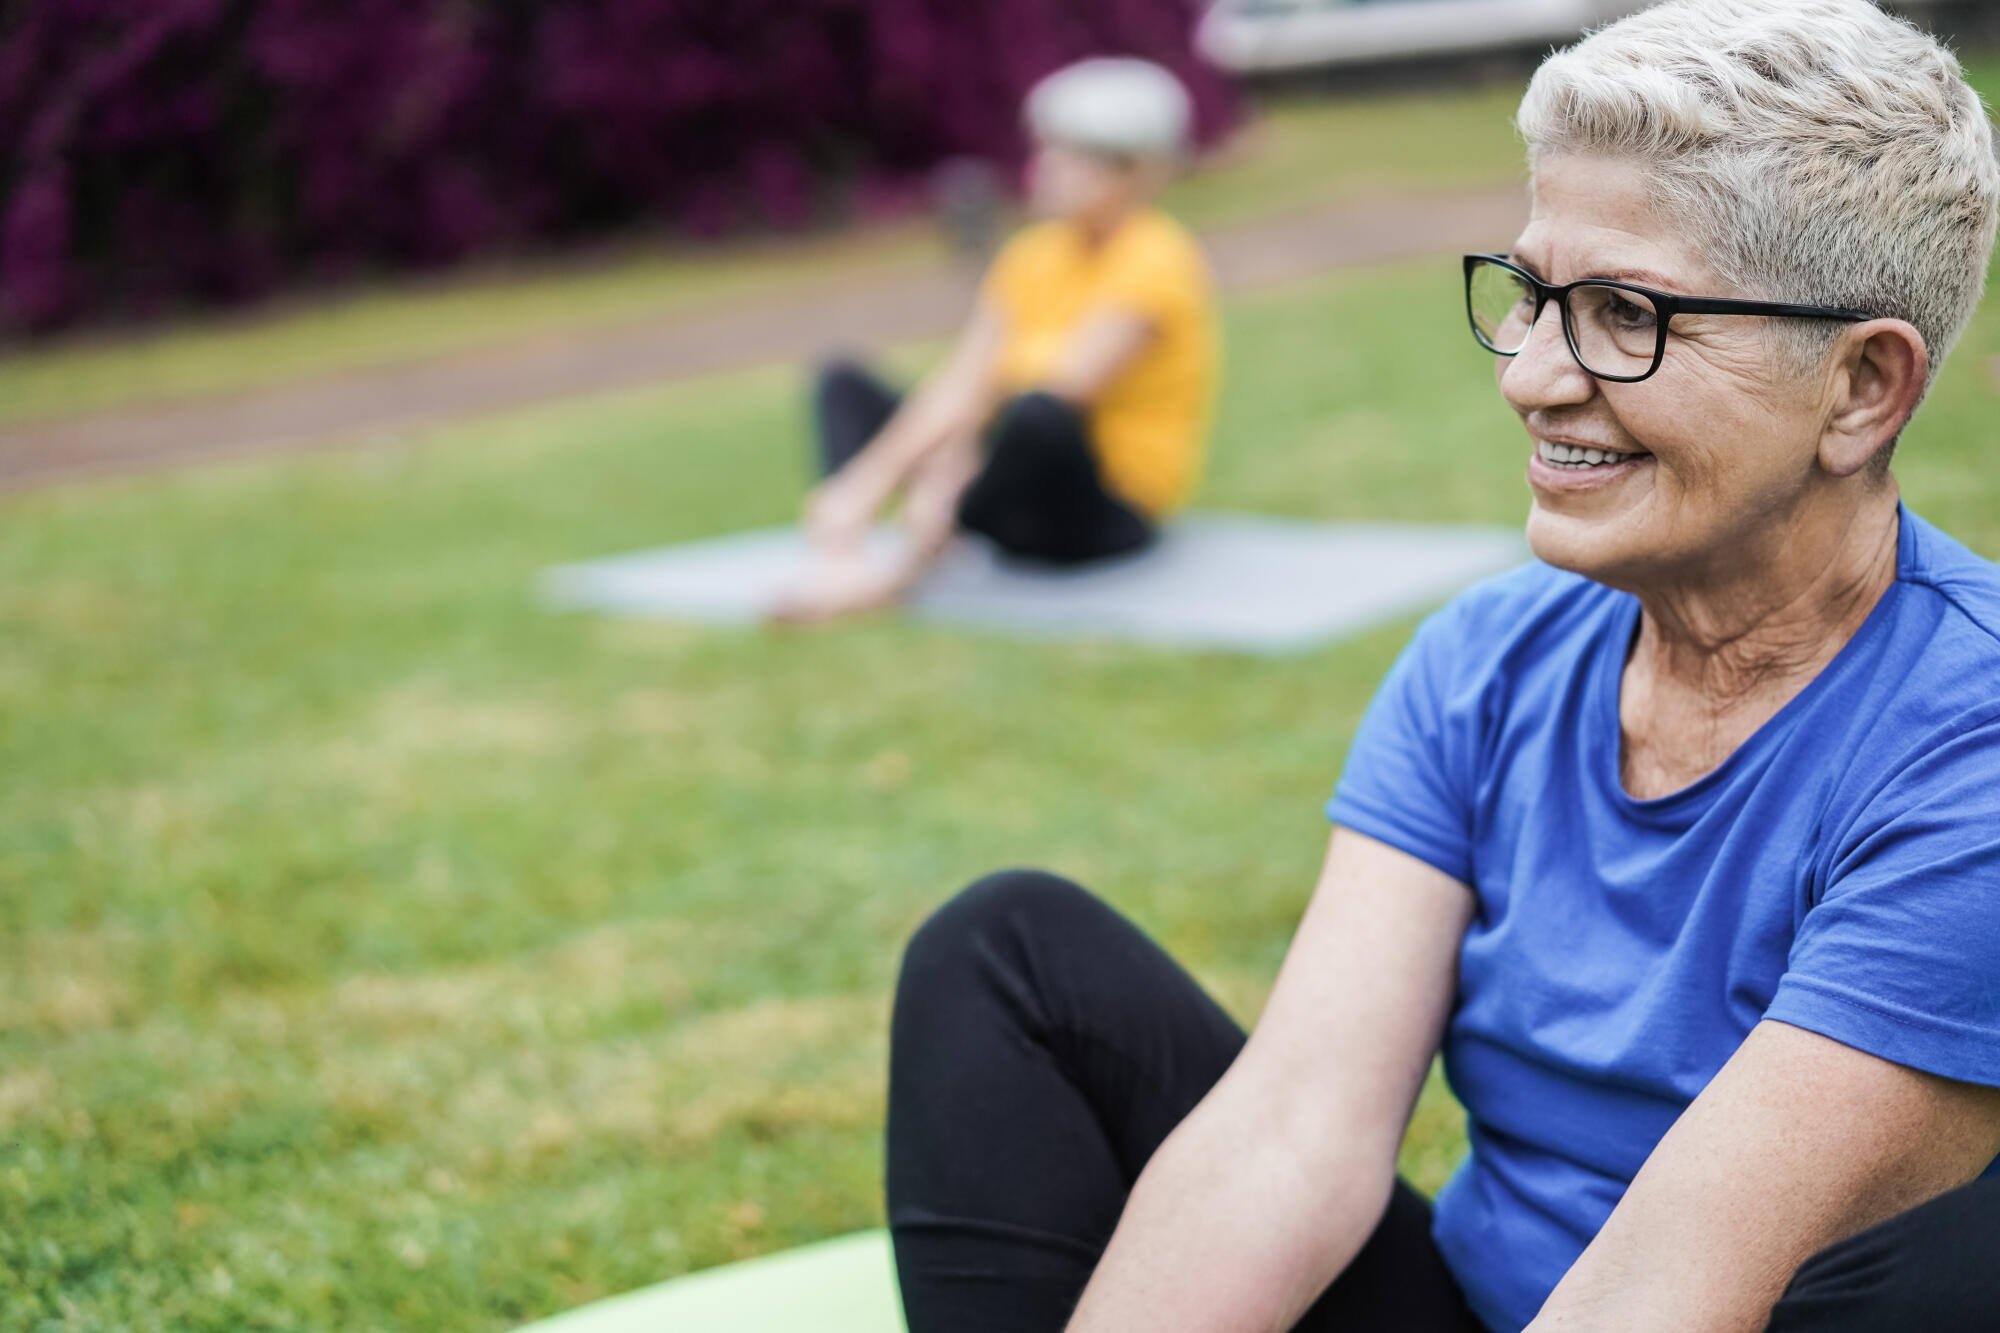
[1094,225,1202,328]
[1765,717,2000,1087]
[1324,598,1479,885]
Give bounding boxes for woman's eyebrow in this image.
[1508,254,1686,291]
[1506,252,1546,279]
[1597,266,1683,290]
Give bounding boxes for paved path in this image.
[0,182,1527,491]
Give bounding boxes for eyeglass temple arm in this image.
[1464,255,1873,323]
[1663,295,1873,322]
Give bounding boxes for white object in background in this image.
[1025,57,1194,158]
[1197,0,1946,73]
[1197,0,1647,73]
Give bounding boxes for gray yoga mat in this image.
[541,513,1528,654]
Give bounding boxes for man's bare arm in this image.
[1065,828,1473,1333]
[1530,1020,2000,1332]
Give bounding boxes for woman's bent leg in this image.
[885,868,1483,1333]
[886,869,1245,1330]
[1767,1173,2000,1330]
[813,357,901,479]
[955,392,1153,566]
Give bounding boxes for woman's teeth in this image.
[1538,441,1638,470]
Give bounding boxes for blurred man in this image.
[771,57,1219,623]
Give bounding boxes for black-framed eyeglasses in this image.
[1463,253,1874,384]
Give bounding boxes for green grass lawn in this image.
[6,238,1999,1329]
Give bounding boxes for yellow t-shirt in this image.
[978,210,1218,516]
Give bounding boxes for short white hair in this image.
[1518,0,1999,393]
[1025,57,1192,161]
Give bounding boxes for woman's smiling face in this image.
[1501,154,1838,590]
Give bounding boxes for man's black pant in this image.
[886,868,2000,1331]
[813,358,1154,566]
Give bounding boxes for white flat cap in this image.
[1024,57,1193,160]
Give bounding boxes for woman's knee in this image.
[899,868,1099,990]
[1767,1177,2000,1329]
[991,391,1086,452]
[813,353,873,400]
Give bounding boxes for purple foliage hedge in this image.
[0,0,1235,332]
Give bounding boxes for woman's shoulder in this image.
[1833,511,2000,777]
[988,220,1069,275]
[1898,507,2000,658]
[1121,207,1199,248]
[1399,558,1623,703]
[1106,210,1209,275]
[980,221,1078,309]
[1430,557,1618,648]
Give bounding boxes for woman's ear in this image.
[1821,319,1928,478]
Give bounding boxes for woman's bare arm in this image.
[809,297,1157,602]
[888,305,1157,559]
[1065,827,1473,1333]
[1530,1020,2000,1332]
[1040,307,1156,405]
[810,302,1006,536]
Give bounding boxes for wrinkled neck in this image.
[1629,488,1901,710]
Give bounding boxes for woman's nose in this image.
[1499,299,1595,411]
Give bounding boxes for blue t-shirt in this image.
[1326,503,2000,1333]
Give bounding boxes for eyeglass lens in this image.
[1468,259,1663,379]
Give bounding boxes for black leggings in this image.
[885,869,2000,1332]
[812,358,1154,567]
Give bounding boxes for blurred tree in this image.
[0,0,1234,331]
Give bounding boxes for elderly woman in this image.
[884,2,2000,1330]
[771,56,1218,623]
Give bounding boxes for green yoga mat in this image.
[517,1230,905,1332]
